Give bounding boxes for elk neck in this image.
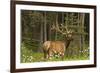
[64,38,72,49]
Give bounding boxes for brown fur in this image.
[43,41,65,59]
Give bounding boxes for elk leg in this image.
[43,49,48,60]
[61,53,64,60]
[48,49,53,60]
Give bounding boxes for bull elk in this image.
[42,23,73,60]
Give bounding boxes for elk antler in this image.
[51,23,72,35]
[56,24,67,35]
[51,23,66,35]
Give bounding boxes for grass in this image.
[21,44,44,63]
[21,42,89,63]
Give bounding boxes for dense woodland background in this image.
[21,10,89,63]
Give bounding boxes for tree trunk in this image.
[44,12,47,42]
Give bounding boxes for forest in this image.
[21,10,90,63]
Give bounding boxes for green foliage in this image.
[21,43,44,63]
[21,42,89,63]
